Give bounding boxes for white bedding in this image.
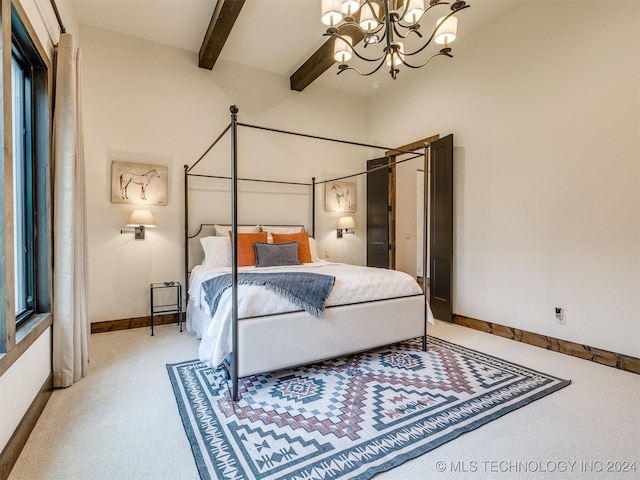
[187,261,432,368]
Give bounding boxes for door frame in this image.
[385,135,440,270]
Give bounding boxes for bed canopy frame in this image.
[184,105,432,400]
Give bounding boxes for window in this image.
[12,52,35,325]
[0,2,51,358]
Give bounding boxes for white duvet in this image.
[187,261,431,367]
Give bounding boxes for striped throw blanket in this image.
[202,272,336,318]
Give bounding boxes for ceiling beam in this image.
[290,27,364,92]
[199,0,246,70]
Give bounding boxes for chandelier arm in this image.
[400,49,453,69]
[402,5,469,58]
[377,23,390,44]
[324,32,387,62]
[392,22,410,39]
[330,20,385,38]
[382,0,394,60]
[337,58,388,77]
[392,23,424,41]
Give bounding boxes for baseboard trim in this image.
[91,313,181,334]
[0,373,53,480]
[452,314,640,375]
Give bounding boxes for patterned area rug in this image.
[167,337,570,480]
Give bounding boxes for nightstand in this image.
[150,281,183,336]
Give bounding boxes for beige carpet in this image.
[9,321,640,480]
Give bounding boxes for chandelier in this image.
[321,0,471,79]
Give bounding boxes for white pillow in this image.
[200,236,232,267]
[214,224,260,236]
[308,237,320,263]
[261,225,304,243]
[260,225,304,234]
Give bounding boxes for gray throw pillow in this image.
[254,242,302,267]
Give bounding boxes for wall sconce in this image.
[120,209,156,240]
[337,216,356,238]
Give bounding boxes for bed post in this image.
[311,177,316,238]
[422,144,430,352]
[184,165,189,306]
[230,105,240,401]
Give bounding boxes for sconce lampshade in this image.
[126,209,156,227]
[337,216,356,230]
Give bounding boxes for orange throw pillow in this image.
[228,232,268,266]
[271,231,312,263]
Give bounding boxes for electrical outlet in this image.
[555,307,565,324]
[324,249,330,259]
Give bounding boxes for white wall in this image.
[79,25,370,323]
[368,1,640,357]
[0,329,52,449]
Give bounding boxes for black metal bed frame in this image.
[184,105,431,401]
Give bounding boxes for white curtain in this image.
[52,33,89,388]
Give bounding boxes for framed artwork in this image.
[111,161,168,205]
[324,180,356,212]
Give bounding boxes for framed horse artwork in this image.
[324,180,356,212]
[111,161,168,205]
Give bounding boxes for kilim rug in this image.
[167,336,570,480]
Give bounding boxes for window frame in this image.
[0,0,52,372]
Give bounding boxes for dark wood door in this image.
[367,157,390,268]
[429,134,454,321]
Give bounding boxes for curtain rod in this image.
[50,0,66,34]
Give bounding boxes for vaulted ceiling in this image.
[61,0,525,97]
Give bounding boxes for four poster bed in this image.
[184,106,433,400]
